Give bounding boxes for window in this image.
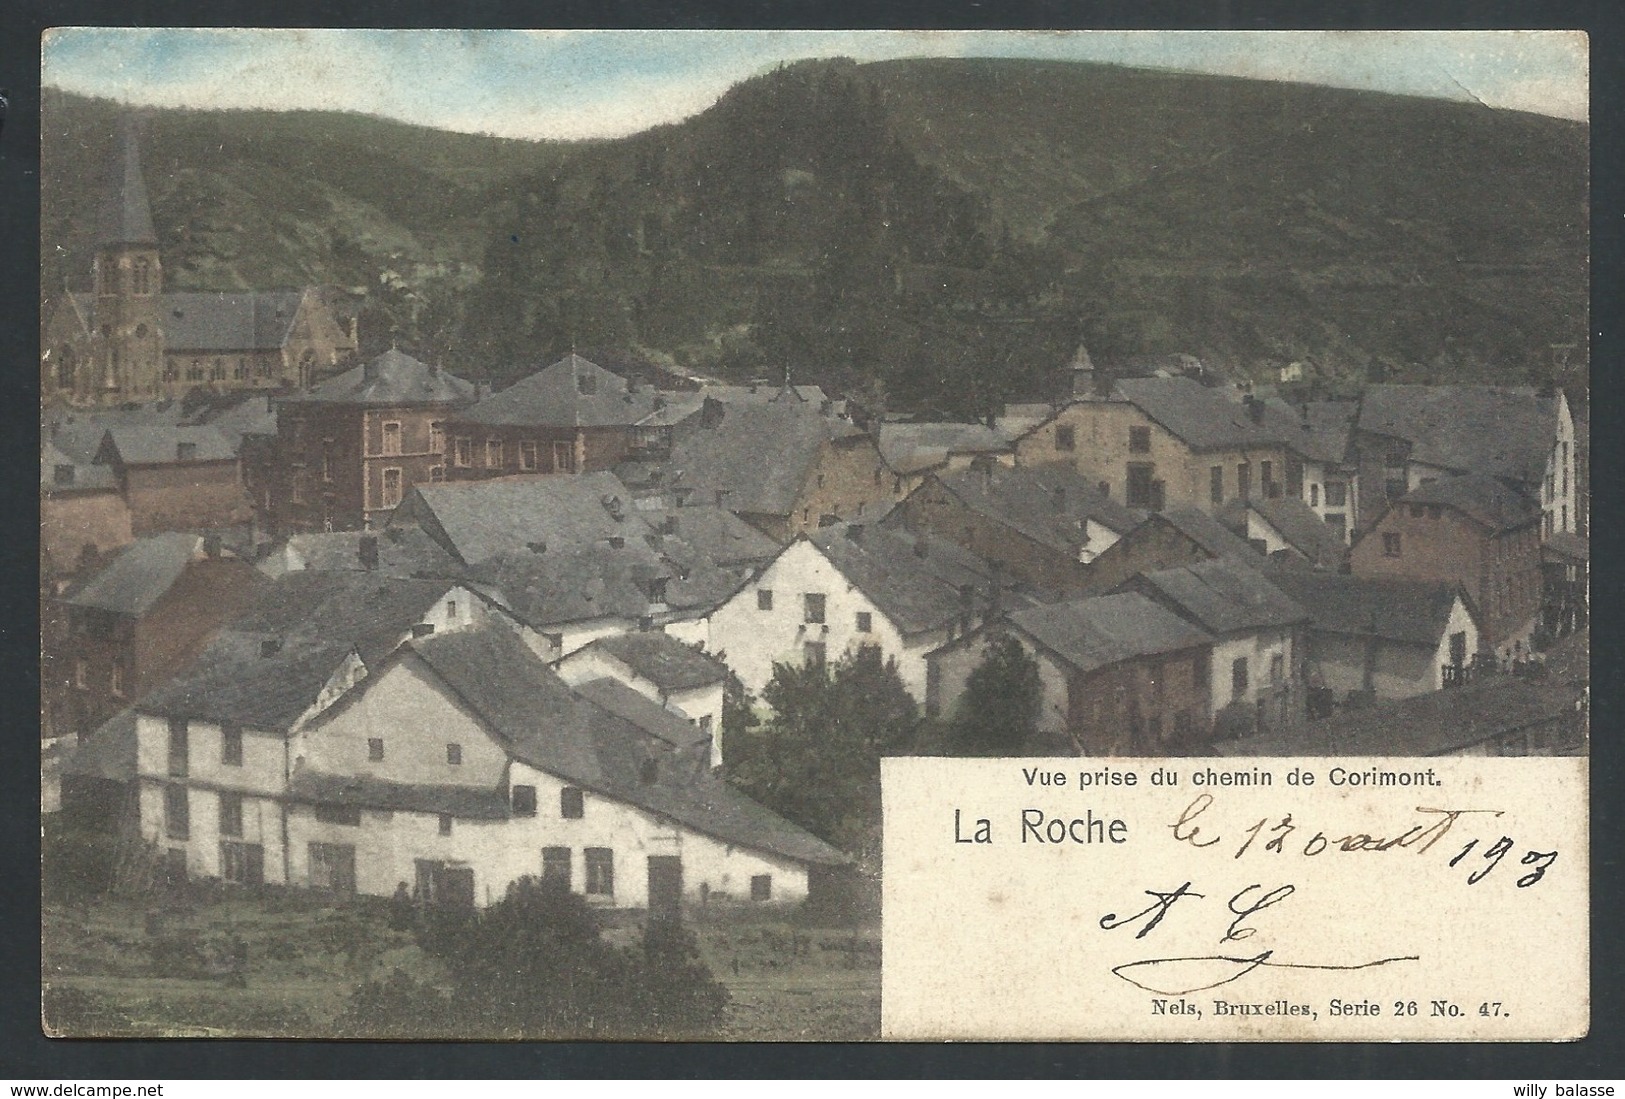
[1270,654,1285,685]
[1231,657,1250,700]
[561,787,585,819]
[321,449,334,482]
[1210,466,1224,506]
[445,600,459,621]
[553,441,577,473]
[74,658,88,690]
[804,641,826,667]
[1129,425,1151,453]
[699,714,714,736]
[1055,425,1076,451]
[167,718,189,778]
[1410,505,1426,519]
[486,439,504,468]
[429,465,445,483]
[234,357,248,380]
[219,792,244,838]
[519,441,539,470]
[381,467,403,509]
[430,422,445,453]
[176,442,197,462]
[219,841,264,886]
[308,842,356,894]
[210,358,226,382]
[757,589,774,611]
[804,593,826,624]
[187,359,204,382]
[315,804,361,826]
[577,372,597,395]
[1261,461,1275,497]
[164,785,190,840]
[751,874,773,902]
[1383,532,1402,558]
[438,814,453,836]
[1324,480,1346,507]
[511,784,537,816]
[1309,484,1320,507]
[381,421,402,456]
[1324,513,1347,540]
[290,473,306,505]
[454,437,473,467]
[1127,463,1156,508]
[1236,463,1251,501]
[446,743,462,766]
[368,737,384,762]
[856,611,872,633]
[133,258,151,294]
[1173,710,1193,739]
[110,659,126,698]
[585,848,614,896]
[542,846,572,888]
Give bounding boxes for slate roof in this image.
[1009,592,1212,675]
[42,441,118,493]
[810,524,1000,636]
[137,573,462,729]
[588,632,729,693]
[1357,385,1561,487]
[1159,507,1266,562]
[661,402,864,518]
[1259,566,1466,647]
[461,354,657,428]
[641,505,780,568]
[1223,495,1349,569]
[1134,558,1308,636]
[160,291,306,353]
[399,471,641,566]
[270,526,461,579]
[60,708,139,782]
[1397,473,1542,533]
[469,543,673,629]
[99,425,237,465]
[299,348,474,407]
[877,422,1012,476]
[99,123,157,246]
[1291,400,1358,466]
[571,677,710,748]
[1112,376,1282,451]
[933,465,1142,553]
[64,533,199,615]
[1216,676,1586,757]
[286,770,511,819]
[409,628,844,865]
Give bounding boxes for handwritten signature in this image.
[1111,949,1420,996]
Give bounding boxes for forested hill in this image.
[43,57,1587,417]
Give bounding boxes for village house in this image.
[1013,375,1292,515]
[42,440,133,574]
[1217,494,1349,570]
[699,522,1007,703]
[555,632,730,767]
[443,354,660,480]
[1261,565,1483,707]
[875,420,1015,498]
[1286,400,1361,542]
[92,424,254,537]
[259,526,463,580]
[1119,558,1308,739]
[48,532,268,746]
[1541,530,1588,641]
[927,592,1214,755]
[1351,384,1576,541]
[1074,506,1262,594]
[1349,473,1542,661]
[128,615,841,911]
[890,463,1142,595]
[42,125,355,406]
[273,349,477,535]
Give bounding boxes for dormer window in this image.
[176,442,197,461]
[578,373,597,395]
[54,465,75,486]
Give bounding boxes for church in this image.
[42,124,358,407]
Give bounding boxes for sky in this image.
[42,28,1589,142]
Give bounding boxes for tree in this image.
[727,645,918,858]
[947,635,1043,756]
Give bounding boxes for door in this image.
[436,866,475,910]
[647,856,682,921]
[1449,631,1468,667]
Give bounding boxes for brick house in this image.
[93,425,253,536]
[42,440,133,574]
[1349,473,1542,661]
[891,464,1141,595]
[273,349,476,534]
[928,592,1214,755]
[443,354,660,480]
[1078,506,1262,594]
[1218,494,1350,570]
[876,420,1015,499]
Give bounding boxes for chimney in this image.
[363,356,380,382]
[662,514,678,535]
[1245,395,1265,423]
[847,523,865,542]
[203,534,222,559]
[527,540,547,554]
[358,534,379,570]
[700,397,725,429]
[1052,486,1067,511]
[609,535,626,549]
[260,638,283,658]
[913,538,929,559]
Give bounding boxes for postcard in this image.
[39,28,1588,1041]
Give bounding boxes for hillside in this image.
[42,57,1587,415]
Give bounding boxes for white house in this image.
[555,632,729,767]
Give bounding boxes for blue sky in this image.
[42,29,1588,141]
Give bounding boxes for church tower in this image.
[90,120,164,400]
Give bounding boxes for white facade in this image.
[1543,391,1577,538]
[555,644,726,768]
[927,628,1070,734]
[1077,518,1123,564]
[1300,461,1357,544]
[696,538,950,702]
[1302,594,1479,701]
[1208,628,1296,723]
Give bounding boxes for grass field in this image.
[41,890,880,1041]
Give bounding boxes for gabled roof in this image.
[469,543,672,629]
[1397,473,1542,533]
[407,628,843,865]
[298,348,474,407]
[662,402,864,518]
[642,505,780,568]
[1134,558,1308,636]
[64,533,200,616]
[1158,507,1266,562]
[161,291,306,353]
[271,526,461,579]
[586,632,729,693]
[1112,376,1282,451]
[877,421,1012,476]
[1259,565,1467,647]
[399,471,640,566]
[42,441,118,493]
[99,424,237,465]
[460,354,657,428]
[570,677,710,748]
[1223,495,1349,569]
[809,524,1000,636]
[1009,592,1212,675]
[1357,385,1562,486]
[60,708,139,782]
[1290,400,1358,465]
[933,464,1142,553]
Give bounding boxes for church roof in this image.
[160,291,307,353]
[98,121,157,247]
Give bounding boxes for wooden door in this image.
[647,856,682,921]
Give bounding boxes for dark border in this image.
[4,0,1621,1079]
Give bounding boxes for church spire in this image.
[99,117,158,247]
